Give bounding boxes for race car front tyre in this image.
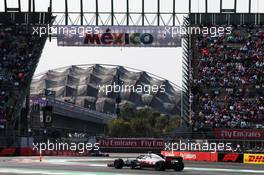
[173,162,184,171]
[155,161,165,171]
[114,159,124,169]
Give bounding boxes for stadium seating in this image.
[0,25,46,127]
[191,25,264,129]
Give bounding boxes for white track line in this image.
[185,167,264,174]
[7,158,264,174]
[0,168,130,175]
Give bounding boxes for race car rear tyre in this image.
[155,161,165,171]
[114,159,124,169]
[173,162,184,172]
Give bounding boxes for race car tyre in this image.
[155,161,165,171]
[130,161,137,169]
[114,159,124,169]
[173,162,184,172]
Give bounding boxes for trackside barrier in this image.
[0,148,90,157]
[161,151,218,162]
[98,138,164,153]
[97,138,164,148]
[162,152,264,164]
[218,153,244,163]
[0,148,18,156]
[100,147,161,153]
[244,154,264,164]
[20,148,39,156]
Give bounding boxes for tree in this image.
[107,118,132,137]
[165,115,181,133]
[119,103,136,120]
[155,115,169,134]
[106,104,181,137]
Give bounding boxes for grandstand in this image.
[0,12,53,146]
[31,64,182,116]
[189,17,264,131]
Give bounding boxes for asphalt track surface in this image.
[0,154,263,175]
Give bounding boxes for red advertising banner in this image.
[214,129,264,140]
[218,153,244,163]
[161,151,218,162]
[0,148,88,157]
[97,138,164,148]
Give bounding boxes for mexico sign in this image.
[57,26,181,47]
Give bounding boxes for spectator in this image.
[192,25,264,129]
[0,26,45,123]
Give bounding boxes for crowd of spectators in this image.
[192,25,264,129]
[0,26,45,125]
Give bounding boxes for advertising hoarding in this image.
[218,153,244,163]
[244,154,264,164]
[214,129,264,140]
[98,138,164,148]
[161,151,218,162]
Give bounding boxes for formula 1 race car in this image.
[107,153,184,171]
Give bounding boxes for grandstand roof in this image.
[31,64,181,115]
